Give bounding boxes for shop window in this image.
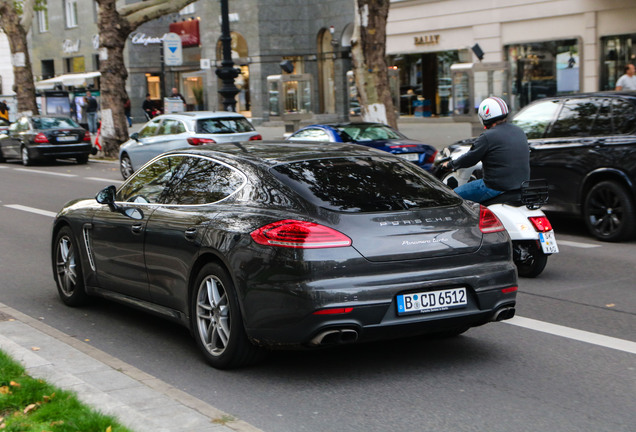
[506,39,579,111]
[216,32,250,115]
[64,56,85,74]
[41,60,55,80]
[146,75,161,100]
[601,35,635,91]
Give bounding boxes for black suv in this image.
[437,92,636,242]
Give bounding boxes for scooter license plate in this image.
[539,231,559,254]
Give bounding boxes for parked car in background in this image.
[119,111,262,179]
[286,122,438,171]
[0,115,92,165]
[434,92,636,242]
[52,142,517,369]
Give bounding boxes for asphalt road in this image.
[1,159,634,432]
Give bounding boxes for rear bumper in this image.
[29,143,92,159]
[237,243,517,348]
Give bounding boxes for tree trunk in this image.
[97,0,132,158]
[351,0,396,129]
[0,2,38,114]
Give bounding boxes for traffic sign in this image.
[163,33,183,66]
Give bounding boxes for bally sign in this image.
[414,34,440,45]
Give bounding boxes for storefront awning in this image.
[35,72,101,90]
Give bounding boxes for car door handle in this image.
[185,227,197,240]
[131,223,144,234]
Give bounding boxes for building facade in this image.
[29,0,356,125]
[386,0,636,117]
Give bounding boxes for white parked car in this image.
[119,111,262,179]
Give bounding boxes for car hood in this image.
[335,204,483,262]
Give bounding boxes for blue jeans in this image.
[87,112,97,134]
[454,179,502,203]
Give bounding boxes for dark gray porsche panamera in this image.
[51,142,518,369]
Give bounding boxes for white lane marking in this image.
[4,204,57,218]
[557,240,601,248]
[86,177,122,183]
[506,316,636,355]
[14,168,76,177]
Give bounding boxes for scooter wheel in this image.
[513,241,548,278]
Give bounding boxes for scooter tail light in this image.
[251,219,352,249]
[34,132,49,143]
[479,205,505,233]
[528,216,552,232]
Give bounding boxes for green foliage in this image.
[0,349,134,431]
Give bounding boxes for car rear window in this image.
[271,156,460,212]
[196,117,255,134]
[32,117,79,129]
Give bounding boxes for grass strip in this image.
[0,349,134,432]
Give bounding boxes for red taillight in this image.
[83,131,91,142]
[250,220,352,249]
[249,134,263,141]
[388,144,418,148]
[528,216,552,233]
[425,150,438,164]
[312,307,353,315]
[479,205,505,233]
[502,286,518,294]
[34,132,49,143]
[187,137,216,146]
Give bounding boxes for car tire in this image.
[76,154,89,164]
[21,146,32,166]
[583,180,636,242]
[513,240,548,278]
[120,154,133,179]
[0,148,5,163]
[191,262,262,369]
[53,226,89,306]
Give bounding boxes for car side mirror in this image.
[95,185,144,219]
[130,132,139,141]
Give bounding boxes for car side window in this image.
[589,98,613,136]
[611,98,636,135]
[157,119,175,135]
[138,118,161,138]
[548,98,599,138]
[511,100,560,139]
[291,129,330,141]
[116,156,182,204]
[161,156,245,205]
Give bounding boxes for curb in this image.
[0,302,263,432]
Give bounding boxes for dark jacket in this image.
[451,122,530,191]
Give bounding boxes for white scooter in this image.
[434,159,559,277]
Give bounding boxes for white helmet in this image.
[478,96,509,126]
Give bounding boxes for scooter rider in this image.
[442,96,530,203]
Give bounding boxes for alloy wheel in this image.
[56,236,78,297]
[196,275,231,357]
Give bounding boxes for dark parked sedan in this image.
[286,122,438,171]
[0,115,93,165]
[52,142,517,369]
[435,92,636,242]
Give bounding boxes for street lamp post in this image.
[216,0,239,112]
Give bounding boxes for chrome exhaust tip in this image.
[309,328,359,346]
[492,307,516,322]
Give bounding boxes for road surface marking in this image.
[14,168,76,177]
[557,240,601,248]
[86,177,122,183]
[507,316,636,354]
[4,204,57,218]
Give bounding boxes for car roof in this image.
[162,141,387,168]
[531,91,636,100]
[305,122,388,128]
[154,111,248,120]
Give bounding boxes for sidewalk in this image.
[0,302,263,432]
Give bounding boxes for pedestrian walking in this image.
[85,91,99,134]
